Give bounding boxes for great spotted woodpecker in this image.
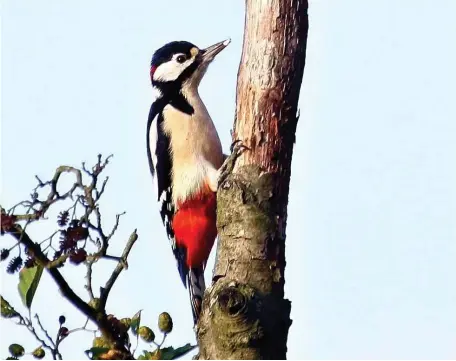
[146,39,231,324]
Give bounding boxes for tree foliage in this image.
[0,155,195,360]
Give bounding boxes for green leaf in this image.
[159,344,197,360]
[8,344,24,357]
[138,350,156,360]
[1,296,19,318]
[130,310,142,336]
[17,265,43,309]
[84,347,110,360]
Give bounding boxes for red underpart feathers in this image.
[172,184,217,269]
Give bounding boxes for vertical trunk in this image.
[197,0,308,359]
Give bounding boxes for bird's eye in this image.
[176,55,186,63]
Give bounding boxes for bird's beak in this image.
[200,39,231,63]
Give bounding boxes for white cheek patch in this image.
[153,55,194,82]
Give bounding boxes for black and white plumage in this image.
[147,96,191,285]
[146,39,230,324]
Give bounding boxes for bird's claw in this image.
[217,140,249,187]
[230,139,250,156]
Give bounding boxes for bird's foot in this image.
[217,140,249,188]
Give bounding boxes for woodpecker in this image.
[146,39,231,324]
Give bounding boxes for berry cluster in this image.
[58,219,89,265]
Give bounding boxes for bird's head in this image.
[150,39,230,92]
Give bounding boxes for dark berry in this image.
[0,248,10,261]
[59,327,69,337]
[6,257,23,274]
[69,249,87,265]
[57,211,69,227]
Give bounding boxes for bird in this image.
[146,39,233,324]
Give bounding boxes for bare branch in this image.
[1,155,138,359]
[34,314,57,349]
[107,212,126,241]
[68,318,93,335]
[2,304,59,359]
[99,230,138,311]
[85,262,95,300]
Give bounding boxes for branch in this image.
[1,155,146,359]
[9,225,98,318]
[6,224,134,358]
[85,262,95,300]
[99,230,138,310]
[2,302,59,359]
[34,314,57,349]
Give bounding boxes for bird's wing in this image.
[147,102,188,286]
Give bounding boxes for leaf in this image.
[18,265,44,308]
[138,350,157,360]
[130,310,142,336]
[84,347,110,360]
[159,344,197,360]
[1,296,19,318]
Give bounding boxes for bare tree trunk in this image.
[197,0,308,359]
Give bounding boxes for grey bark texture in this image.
[197,0,308,359]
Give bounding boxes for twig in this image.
[6,225,123,349]
[7,308,59,359]
[2,155,136,359]
[159,334,167,348]
[85,262,95,300]
[8,200,33,214]
[152,333,168,349]
[6,225,135,358]
[106,212,126,241]
[99,230,138,311]
[66,318,97,337]
[34,314,56,349]
[9,225,96,315]
[34,166,84,218]
[39,230,60,251]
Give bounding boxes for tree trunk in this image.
[197,0,308,359]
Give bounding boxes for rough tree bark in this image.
[197,0,308,359]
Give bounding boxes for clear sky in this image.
[1,0,456,359]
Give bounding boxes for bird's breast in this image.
[162,102,223,206]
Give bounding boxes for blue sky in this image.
[1,0,456,359]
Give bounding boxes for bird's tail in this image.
[187,268,205,325]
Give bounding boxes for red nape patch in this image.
[150,65,157,80]
[173,186,217,269]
